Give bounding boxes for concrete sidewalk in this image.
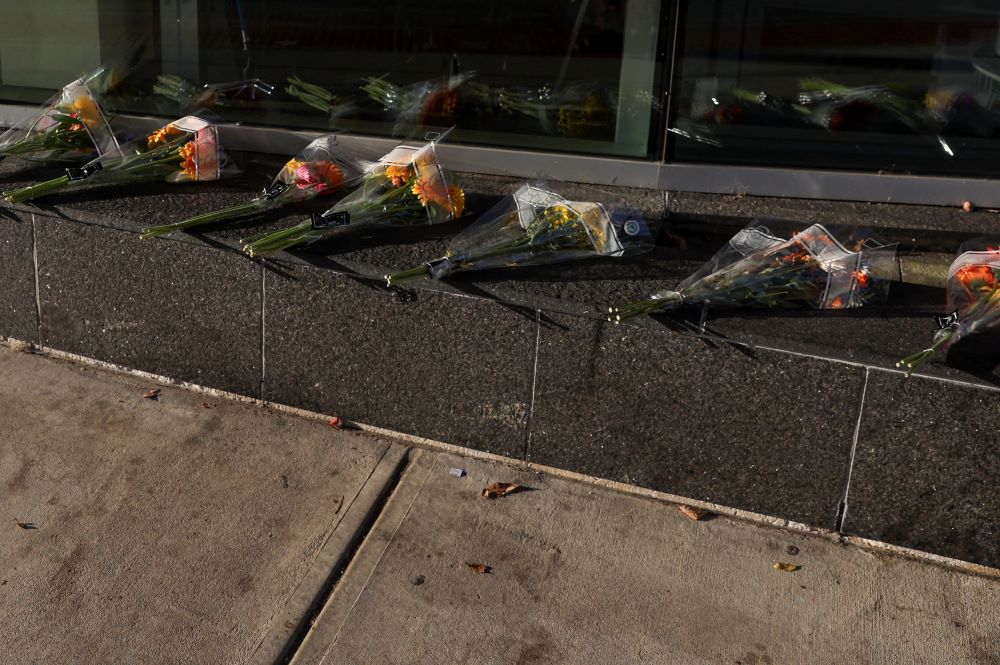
[1,343,998,664]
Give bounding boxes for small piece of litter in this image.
[327,416,342,428]
[465,562,492,575]
[449,468,465,478]
[774,562,800,572]
[678,505,710,521]
[481,482,520,499]
[963,200,974,213]
[14,520,37,530]
[199,401,214,409]
[143,389,161,400]
[785,545,800,556]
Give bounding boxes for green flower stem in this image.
[3,175,71,204]
[609,292,684,323]
[143,199,271,238]
[385,264,431,286]
[896,328,955,376]
[243,221,314,256]
[3,142,186,203]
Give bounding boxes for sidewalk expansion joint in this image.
[836,366,870,534]
[272,447,414,665]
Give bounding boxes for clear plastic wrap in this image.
[385,182,652,285]
[897,244,1000,374]
[3,116,235,204]
[611,222,894,322]
[362,73,474,134]
[0,67,121,163]
[142,134,372,238]
[154,75,274,112]
[242,136,463,256]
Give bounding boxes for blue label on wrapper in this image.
[262,181,289,199]
[936,312,960,329]
[65,162,103,181]
[311,210,350,229]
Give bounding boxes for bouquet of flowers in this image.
[385,182,651,285]
[154,74,273,111]
[897,246,1000,374]
[796,78,924,132]
[242,138,463,256]
[2,116,233,204]
[361,73,473,133]
[141,135,370,238]
[0,67,120,163]
[610,223,893,322]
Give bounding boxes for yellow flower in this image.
[283,159,304,177]
[544,205,576,228]
[72,95,102,129]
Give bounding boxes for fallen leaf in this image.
[143,389,161,400]
[773,562,800,573]
[327,416,342,428]
[199,401,214,409]
[9,340,30,353]
[678,505,710,521]
[963,200,974,213]
[481,482,521,499]
[465,562,492,575]
[14,520,37,530]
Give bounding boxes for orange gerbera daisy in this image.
[956,264,996,295]
[147,123,184,149]
[411,177,450,209]
[384,164,412,188]
[179,141,198,179]
[72,95,102,129]
[851,269,871,289]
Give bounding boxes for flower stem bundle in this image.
[243,138,463,256]
[610,223,894,323]
[385,182,651,285]
[142,135,370,238]
[2,116,234,204]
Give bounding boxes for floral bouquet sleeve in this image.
[897,247,1000,374]
[0,67,121,163]
[3,116,234,204]
[242,138,463,256]
[611,222,894,322]
[385,182,652,285]
[142,135,370,237]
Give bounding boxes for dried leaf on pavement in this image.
[143,388,161,400]
[481,482,521,499]
[678,505,710,521]
[465,562,492,575]
[773,562,801,572]
[14,520,37,530]
[199,401,214,409]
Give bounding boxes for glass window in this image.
[669,1,1000,177]
[0,1,665,158]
